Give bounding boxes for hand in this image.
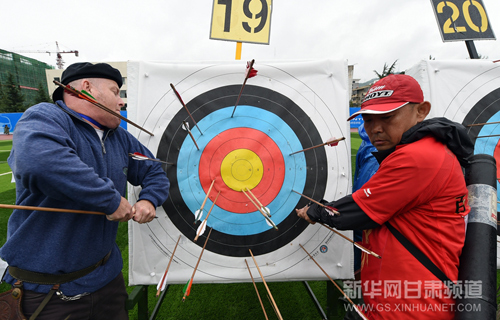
[132,200,156,224]
[296,205,315,224]
[107,197,133,222]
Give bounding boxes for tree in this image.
[34,82,52,104]
[0,73,27,112]
[373,60,399,79]
[0,84,6,112]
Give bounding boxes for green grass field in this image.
[1,134,498,319]
[0,137,356,319]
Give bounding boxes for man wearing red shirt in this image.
[297,74,473,319]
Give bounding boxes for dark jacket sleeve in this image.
[306,195,380,230]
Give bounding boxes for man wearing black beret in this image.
[0,62,170,319]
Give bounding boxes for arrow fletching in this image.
[183,279,192,297]
[194,209,203,223]
[156,272,168,292]
[130,152,149,161]
[327,137,345,147]
[81,89,96,100]
[195,220,207,241]
[262,206,271,217]
[246,60,258,78]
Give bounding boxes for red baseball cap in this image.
[347,74,424,121]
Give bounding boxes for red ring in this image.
[199,128,285,213]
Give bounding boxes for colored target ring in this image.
[198,126,285,213]
[157,85,328,257]
[178,106,303,231]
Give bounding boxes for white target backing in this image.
[127,60,352,285]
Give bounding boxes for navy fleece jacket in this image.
[0,101,169,295]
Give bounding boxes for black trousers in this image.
[21,272,128,320]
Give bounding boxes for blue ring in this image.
[177,106,306,235]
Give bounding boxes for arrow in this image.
[244,187,271,217]
[289,137,345,156]
[182,228,213,302]
[319,223,381,259]
[231,59,257,117]
[194,179,216,223]
[0,204,158,220]
[249,249,283,320]
[467,120,500,127]
[299,244,369,320]
[183,121,200,151]
[156,235,181,296]
[129,152,173,165]
[54,80,154,136]
[244,259,269,320]
[0,204,107,216]
[242,189,278,230]
[194,191,220,242]
[171,83,202,135]
[477,134,500,138]
[292,190,339,215]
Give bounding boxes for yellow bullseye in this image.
[221,149,263,191]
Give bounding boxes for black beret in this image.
[52,62,123,101]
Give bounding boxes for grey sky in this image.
[3,0,499,82]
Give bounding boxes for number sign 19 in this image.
[210,0,272,44]
[430,0,495,41]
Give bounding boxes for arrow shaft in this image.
[0,203,105,216]
[199,180,216,212]
[194,191,220,242]
[249,249,283,320]
[183,121,200,150]
[242,189,277,229]
[231,59,255,117]
[171,83,202,135]
[244,259,269,320]
[182,228,213,302]
[292,190,339,215]
[156,235,181,296]
[477,134,500,138]
[467,120,500,127]
[129,153,172,165]
[245,187,270,217]
[289,137,345,156]
[299,244,369,320]
[320,223,381,259]
[54,81,154,136]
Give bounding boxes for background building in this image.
[0,49,54,106]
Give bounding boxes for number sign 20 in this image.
[431,0,495,41]
[210,0,272,44]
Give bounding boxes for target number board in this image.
[430,0,496,41]
[210,0,272,44]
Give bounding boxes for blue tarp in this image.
[0,111,128,134]
[349,107,363,128]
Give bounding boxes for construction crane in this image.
[14,41,79,69]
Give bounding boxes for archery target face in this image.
[407,60,500,267]
[127,60,352,285]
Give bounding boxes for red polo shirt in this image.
[353,136,469,320]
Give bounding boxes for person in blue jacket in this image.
[352,124,379,275]
[0,62,170,319]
